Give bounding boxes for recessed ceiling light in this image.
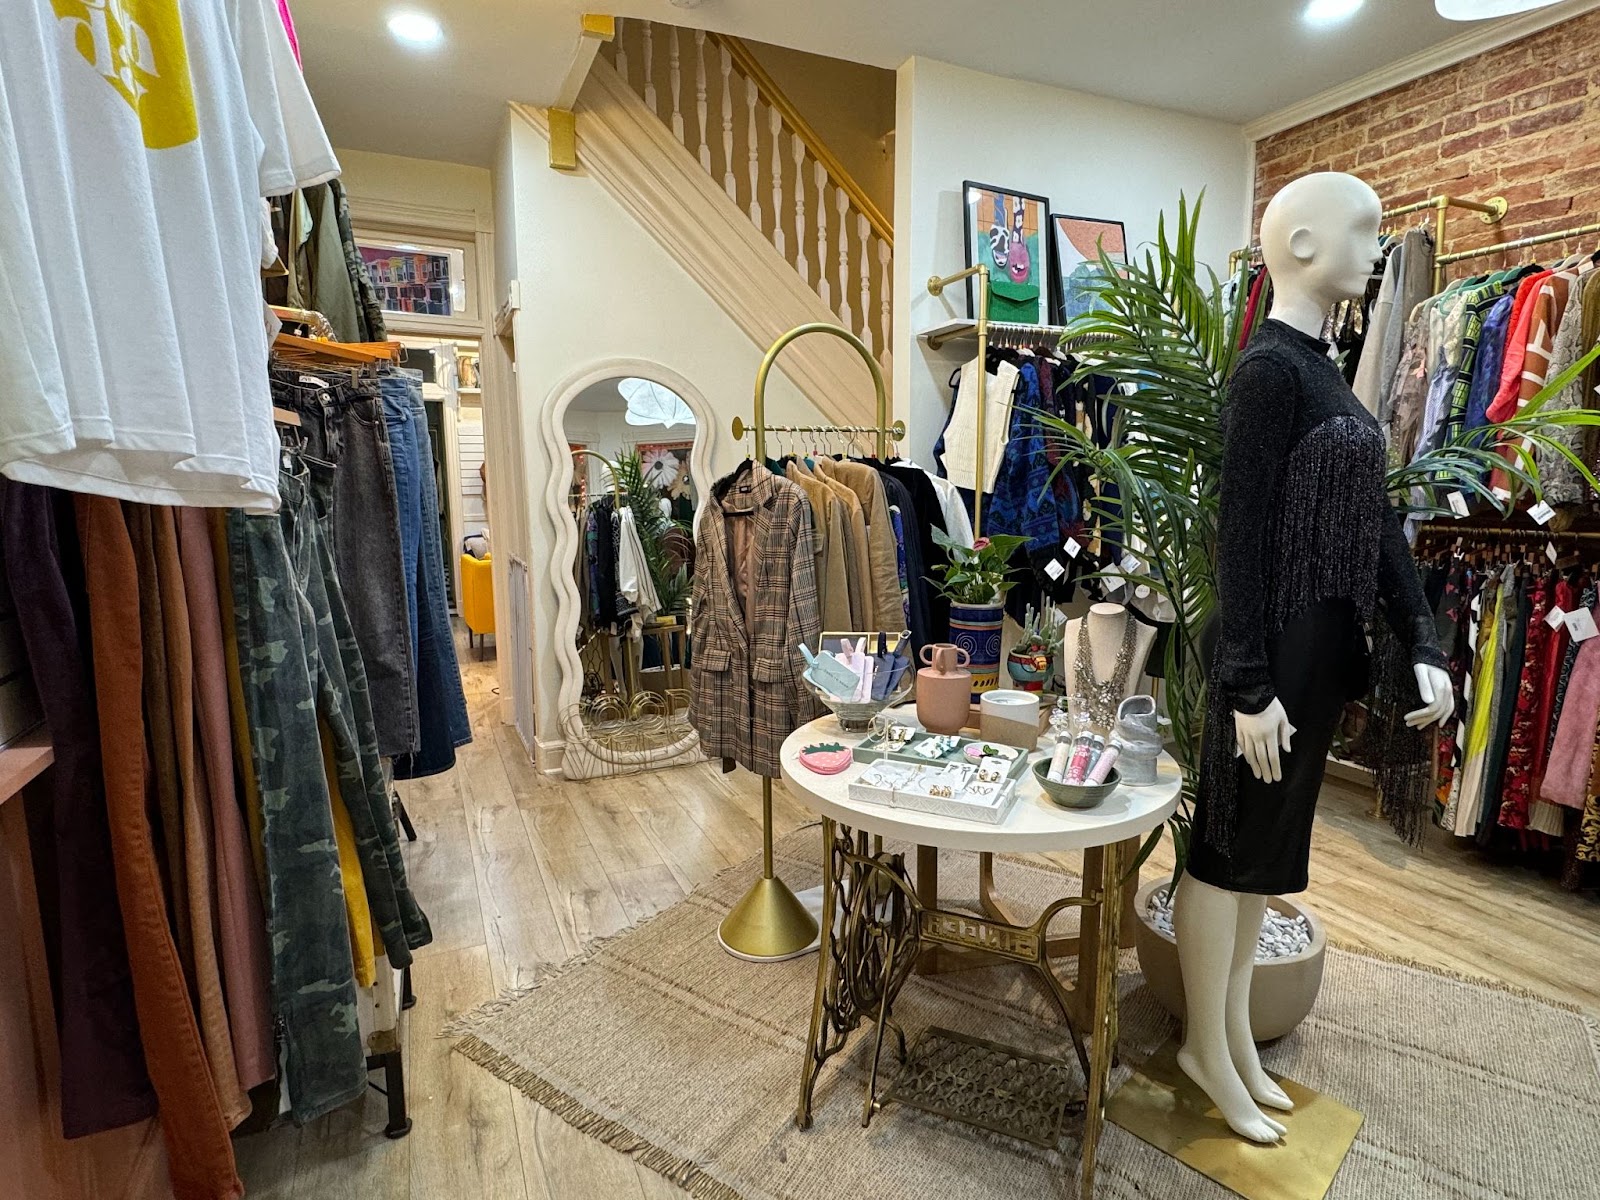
[1304,0,1364,25]
[388,11,443,49]
[1436,0,1560,19]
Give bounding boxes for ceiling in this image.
[296,0,1587,166]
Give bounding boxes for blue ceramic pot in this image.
[948,602,1004,701]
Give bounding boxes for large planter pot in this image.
[1133,879,1327,1043]
[949,602,1004,701]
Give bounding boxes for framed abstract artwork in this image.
[961,181,1051,326]
[1050,213,1127,325]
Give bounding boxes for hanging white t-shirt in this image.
[0,0,339,511]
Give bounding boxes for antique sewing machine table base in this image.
[779,713,1180,1198]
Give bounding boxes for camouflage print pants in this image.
[226,466,364,1124]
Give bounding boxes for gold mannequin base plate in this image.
[1107,1038,1363,1200]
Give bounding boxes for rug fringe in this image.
[1323,936,1593,1016]
[453,1031,747,1200]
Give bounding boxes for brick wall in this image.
[1253,10,1600,275]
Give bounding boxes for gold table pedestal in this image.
[1107,1038,1363,1200]
[795,819,1129,1198]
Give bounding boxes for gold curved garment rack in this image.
[719,322,902,964]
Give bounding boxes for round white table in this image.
[780,709,1181,1199]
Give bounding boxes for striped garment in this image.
[690,462,824,777]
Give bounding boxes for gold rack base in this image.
[717,873,819,961]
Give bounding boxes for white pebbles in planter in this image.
[1145,888,1312,962]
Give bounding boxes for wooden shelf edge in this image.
[0,729,53,805]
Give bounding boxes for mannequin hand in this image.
[1406,663,1453,729]
[1233,699,1296,784]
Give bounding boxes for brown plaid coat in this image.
[690,463,824,777]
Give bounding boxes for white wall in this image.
[892,57,1253,466]
[336,148,494,229]
[500,110,825,763]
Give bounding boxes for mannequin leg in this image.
[1226,894,1293,1113]
[1174,876,1283,1144]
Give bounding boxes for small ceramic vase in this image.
[916,643,971,735]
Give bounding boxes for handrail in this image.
[710,33,893,247]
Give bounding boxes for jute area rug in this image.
[448,829,1600,1200]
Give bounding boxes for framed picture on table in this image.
[1050,213,1127,325]
[961,181,1051,326]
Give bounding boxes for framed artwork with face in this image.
[1050,213,1128,325]
[961,182,1051,325]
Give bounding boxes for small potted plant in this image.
[929,529,1028,699]
[1007,603,1066,692]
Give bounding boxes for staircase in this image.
[515,20,892,422]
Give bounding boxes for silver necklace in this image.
[1074,612,1137,732]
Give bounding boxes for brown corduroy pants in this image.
[76,496,243,1200]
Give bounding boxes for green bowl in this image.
[1033,758,1120,809]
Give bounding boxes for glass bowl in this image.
[805,677,913,733]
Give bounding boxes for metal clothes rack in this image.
[1436,219,1600,274]
[719,321,902,962]
[1228,192,1508,288]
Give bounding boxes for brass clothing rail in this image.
[1229,192,1508,286]
[719,320,893,963]
[570,448,625,502]
[928,263,993,534]
[1435,219,1600,269]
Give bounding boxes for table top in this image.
[779,708,1182,852]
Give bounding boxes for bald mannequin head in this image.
[1260,172,1383,336]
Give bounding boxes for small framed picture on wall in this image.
[1050,213,1127,325]
[961,181,1051,325]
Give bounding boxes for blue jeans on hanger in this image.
[380,371,472,779]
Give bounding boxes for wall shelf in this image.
[0,728,52,806]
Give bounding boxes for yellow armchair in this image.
[459,551,494,653]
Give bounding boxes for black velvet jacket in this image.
[1212,319,1448,715]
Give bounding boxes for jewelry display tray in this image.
[847,764,1022,824]
[852,732,1034,785]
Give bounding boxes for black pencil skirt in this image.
[1188,599,1369,896]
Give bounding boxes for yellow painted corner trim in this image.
[581,14,615,40]
[548,108,577,171]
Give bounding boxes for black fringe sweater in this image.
[1201,319,1448,848]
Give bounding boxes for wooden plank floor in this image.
[237,635,1600,1199]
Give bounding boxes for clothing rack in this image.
[924,265,1112,535]
[720,321,893,962]
[570,448,626,503]
[1228,192,1508,286]
[1435,218,1600,272]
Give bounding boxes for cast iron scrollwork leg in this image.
[796,822,919,1130]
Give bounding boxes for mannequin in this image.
[1062,603,1156,728]
[1175,172,1453,1145]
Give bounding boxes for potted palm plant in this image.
[929,529,1029,700]
[1036,194,1600,1034]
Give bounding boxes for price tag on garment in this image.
[1447,491,1471,518]
[1063,537,1082,558]
[1104,575,1125,594]
[1492,486,1511,504]
[1565,607,1599,643]
[1471,592,1482,617]
[1135,584,1151,600]
[1044,558,1065,581]
[1546,605,1567,630]
[1547,541,1560,564]
[1120,552,1142,574]
[1529,500,1556,525]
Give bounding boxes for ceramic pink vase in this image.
[916,643,971,735]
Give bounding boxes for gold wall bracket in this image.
[547,108,578,171]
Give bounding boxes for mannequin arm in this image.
[1233,699,1296,784]
[1407,662,1453,729]
[1213,355,1298,714]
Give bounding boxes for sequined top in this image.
[1213,319,1447,715]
